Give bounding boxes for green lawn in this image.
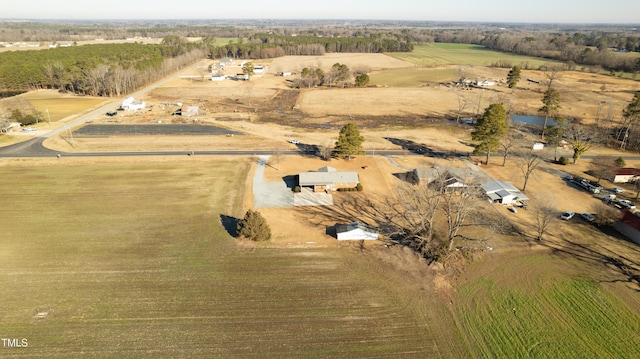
[388,43,563,69]
[369,67,460,87]
[456,254,640,358]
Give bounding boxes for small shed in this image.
[335,222,379,240]
[121,97,146,111]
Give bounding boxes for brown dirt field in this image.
[258,155,397,247]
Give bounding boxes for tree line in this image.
[0,40,206,96]
[208,34,413,60]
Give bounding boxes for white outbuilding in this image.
[335,222,379,241]
[121,97,146,111]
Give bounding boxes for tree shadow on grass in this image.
[220,214,240,237]
[538,231,640,291]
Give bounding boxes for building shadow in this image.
[219,214,240,237]
[282,175,297,189]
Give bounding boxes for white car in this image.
[617,199,636,210]
[580,213,595,222]
[288,139,300,145]
[560,211,575,220]
[612,187,625,193]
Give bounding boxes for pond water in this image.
[511,115,567,127]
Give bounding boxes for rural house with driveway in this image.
[298,166,359,192]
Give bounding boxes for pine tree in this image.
[539,87,561,139]
[506,65,521,88]
[334,123,365,160]
[472,103,508,165]
[237,210,271,241]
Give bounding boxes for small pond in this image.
[511,115,567,127]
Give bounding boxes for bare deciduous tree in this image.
[391,181,443,256]
[518,149,544,192]
[441,182,483,251]
[533,195,557,241]
[454,90,469,124]
[590,202,621,226]
[499,126,525,166]
[589,156,616,184]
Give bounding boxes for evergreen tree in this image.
[237,210,271,241]
[472,103,508,165]
[334,123,365,160]
[539,87,561,139]
[506,65,521,88]
[355,73,370,87]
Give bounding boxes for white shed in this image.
[335,222,379,240]
[121,97,146,111]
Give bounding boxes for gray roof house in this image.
[299,166,359,192]
[412,166,476,188]
[482,179,529,205]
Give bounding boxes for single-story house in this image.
[335,222,379,240]
[613,210,640,245]
[411,166,476,188]
[482,179,529,205]
[121,97,146,111]
[253,66,266,74]
[184,106,199,117]
[219,57,234,65]
[612,168,640,183]
[299,166,359,192]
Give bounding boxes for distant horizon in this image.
[4,0,640,24]
[0,18,638,27]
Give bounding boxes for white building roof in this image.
[299,170,359,187]
[482,179,529,201]
[336,222,379,240]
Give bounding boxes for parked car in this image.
[288,139,300,145]
[612,187,625,193]
[603,194,616,202]
[580,213,595,222]
[508,207,518,213]
[617,199,636,210]
[560,211,575,220]
[105,111,117,116]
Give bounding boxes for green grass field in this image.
[369,67,460,87]
[456,254,640,358]
[388,43,563,69]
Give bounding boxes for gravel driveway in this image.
[253,156,294,208]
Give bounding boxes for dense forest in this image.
[208,33,413,59]
[0,37,205,96]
